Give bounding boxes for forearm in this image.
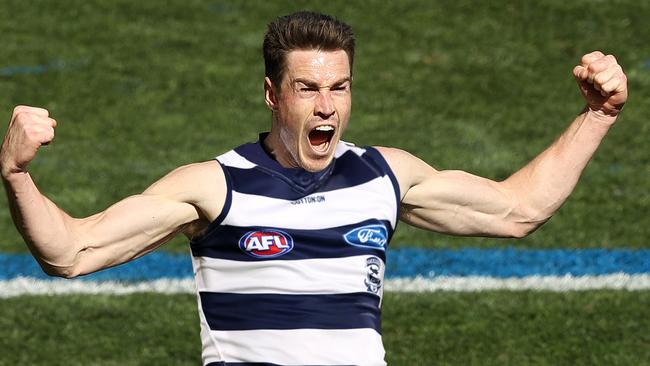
[2,171,80,272]
[502,108,614,222]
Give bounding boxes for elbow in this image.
[507,223,539,239]
[40,263,82,279]
[36,253,84,279]
[506,213,551,239]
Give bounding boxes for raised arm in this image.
[1,106,226,277]
[380,51,627,238]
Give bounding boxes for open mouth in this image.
[308,125,335,152]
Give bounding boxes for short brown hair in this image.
[263,11,355,88]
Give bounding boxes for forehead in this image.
[284,49,350,82]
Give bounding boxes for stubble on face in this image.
[265,49,352,172]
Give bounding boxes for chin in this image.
[297,150,336,172]
[297,137,340,172]
[300,157,334,172]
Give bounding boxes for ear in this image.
[264,77,278,111]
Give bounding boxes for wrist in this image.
[582,106,618,128]
[1,163,28,182]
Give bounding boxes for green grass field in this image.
[2,292,649,365]
[1,0,649,364]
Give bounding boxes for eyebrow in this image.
[293,77,351,88]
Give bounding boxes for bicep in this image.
[66,194,198,276]
[378,147,533,237]
[401,170,528,237]
[67,161,224,276]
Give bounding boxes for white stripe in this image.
[211,328,386,365]
[225,176,397,229]
[385,274,650,292]
[193,256,384,297]
[0,277,196,298]
[3,274,650,298]
[216,150,256,169]
[335,140,365,158]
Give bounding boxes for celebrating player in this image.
[0,11,627,366]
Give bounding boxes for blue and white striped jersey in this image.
[190,134,400,366]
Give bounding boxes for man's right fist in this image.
[0,106,57,177]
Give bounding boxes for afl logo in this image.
[239,229,294,258]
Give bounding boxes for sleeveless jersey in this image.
[190,134,400,366]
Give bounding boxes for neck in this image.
[263,128,299,169]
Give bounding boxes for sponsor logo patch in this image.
[239,229,294,258]
[343,224,388,250]
[365,256,383,294]
[290,195,326,205]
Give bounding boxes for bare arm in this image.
[1,106,226,277]
[380,51,628,238]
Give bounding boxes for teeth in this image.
[315,126,334,132]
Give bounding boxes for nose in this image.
[314,89,335,119]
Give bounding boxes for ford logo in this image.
[343,224,388,250]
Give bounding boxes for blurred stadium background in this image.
[1,0,649,365]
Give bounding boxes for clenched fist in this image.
[573,51,628,119]
[0,106,57,178]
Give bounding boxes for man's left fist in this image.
[573,51,628,118]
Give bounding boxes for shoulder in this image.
[145,160,224,195]
[144,160,227,222]
[373,146,439,199]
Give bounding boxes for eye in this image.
[332,85,349,93]
[298,87,318,97]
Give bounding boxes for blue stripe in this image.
[190,219,391,261]
[199,292,381,332]
[386,248,650,278]
[226,148,383,200]
[2,248,649,280]
[0,61,67,76]
[232,139,336,195]
[0,252,192,281]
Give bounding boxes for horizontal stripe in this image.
[192,255,384,295]
[387,248,650,278]
[385,273,650,291]
[3,274,650,298]
[223,150,387,200]
[0,60,80,76]
[0,252,193,281]
[224,176,398,230]
[206,363,284,366]
[216,150,256,169]
[199,292,381,331]
[231,139,337,195]
[206,364,358,366]
[2,248,649,282]
[335,141,366,158]
[0,277,195,298]
[210,328,385,365]
[191,219,391,261]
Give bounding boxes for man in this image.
[0,11,627,366]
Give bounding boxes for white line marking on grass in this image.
[1,274,649,298]
[0,277,196,298]
[385,273,650,292]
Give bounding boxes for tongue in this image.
[309,130,331,146]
